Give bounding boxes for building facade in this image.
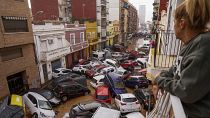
[120,0,129,44]
[85,21,98,56]
[139,5,146,25]
[96,0,109,49]
[128,3,138,35]
[33,22,71,84]
[65,22,89,68]
[108,0,120,23]
[0,0,38,98]
[113,20,120,44]
[31,0,71,22]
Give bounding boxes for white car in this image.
[23,92,55,118]
[112,52,123,58]
[125,112,145,118]
[72,65,89,74]
[90,74,105,88]
[52,68,72,78]
[92,50,105,60]
[115,93,141,113]
[103,59,126,71]
[135,58,148,68]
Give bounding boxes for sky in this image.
[28,0,154,21]
[129,0,154,22]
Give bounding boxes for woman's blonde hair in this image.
[175,0,210,30]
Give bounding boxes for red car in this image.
[94,86,112,104]
[120,60,136,71]
[85,65,106,79]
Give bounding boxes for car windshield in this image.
[96,95,109,100]
[122,97,137,102]
[40,91,54,100]
[38,100,52,110]
[114,81,125,89]
[53,70,60,73]
[62,70,71,73]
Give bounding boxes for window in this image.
[92,32,95,38]
[80,32,84,42]
[0,47,23,61]
[27,94,37,105]
[87,32,91,38]
[2,16,29,33]
[70,33,75,44]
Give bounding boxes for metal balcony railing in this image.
[154,30,182,68]
[147,91,186,118]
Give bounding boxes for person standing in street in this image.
[155,0,210,117]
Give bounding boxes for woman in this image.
[155,0,210,117]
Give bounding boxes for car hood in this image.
[117,66,126,72]
[39,108,55,117]
[49,97,60,104]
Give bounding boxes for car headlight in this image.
[40,112,46,117]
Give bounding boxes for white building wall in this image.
[139,5,146,24]
[108,0,120,22]
[33,23,70,84]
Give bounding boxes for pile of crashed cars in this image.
[0,44,155,118]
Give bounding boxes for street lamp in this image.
[82,3,86,19]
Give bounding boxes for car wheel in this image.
[135,85,139,89]
[32,113,38,118]
[61,95,68,102]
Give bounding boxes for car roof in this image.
[55,68,71,71]
[125,112,145,118]
[92,107,120,118]
[102,66,115,71]
[93,75,105,80]
[119,93,136,98]
[27,92,48,101]
[130,76,145,78]
[104,59,116,64]
[57,81,78,86]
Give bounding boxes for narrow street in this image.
[54,37,145,118]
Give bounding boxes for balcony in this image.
[147,92,186,118]
[71,41,89,52]
[153,31,181,68]
[40,46,70,62]
[146,31,186,118]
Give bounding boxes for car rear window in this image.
[96,95,109,100]
[122,98,137,102]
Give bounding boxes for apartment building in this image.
[33,22,71,84]
[31,0,71,22]
[65,22,89,68]
[0,0,38,98]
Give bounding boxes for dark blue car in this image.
[103,72,127,97]
[124,76,149,89]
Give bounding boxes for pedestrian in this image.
[154,0,210,117]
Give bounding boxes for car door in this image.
[75,85,85,96]
[27,94,38,114]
